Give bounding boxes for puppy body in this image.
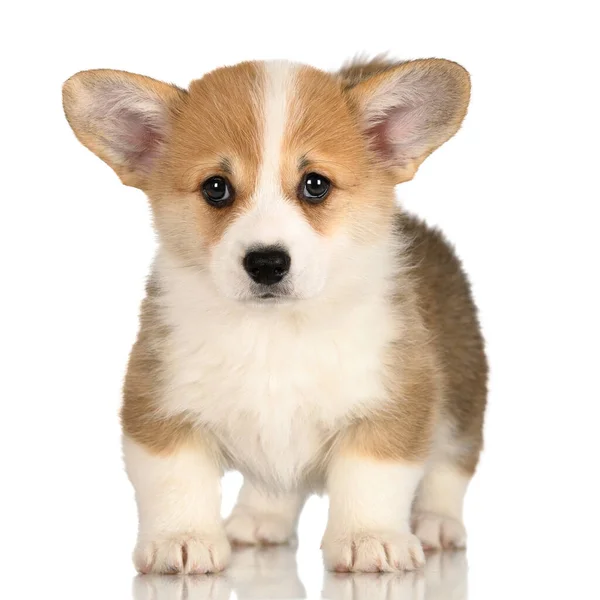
[64,58,486,574]
[151,243,400,490]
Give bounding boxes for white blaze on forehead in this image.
[242,60,304,249]
[258,60,298,204]
[208,60,330,301]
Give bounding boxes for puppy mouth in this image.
[251,292,293,304]
[244,285,296,304]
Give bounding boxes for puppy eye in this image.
[300,172,331,203]
[201,176,234,207]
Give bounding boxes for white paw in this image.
[225,509,295,545]
[133,532,231,574]
[322,531,425,573]
[412,511,467,550]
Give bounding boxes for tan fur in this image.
[283,66,377,235]
[337,317,441,463]
[149,62,264,248]
[338,213,487,472]
[121,278,225,464]
[399,214,487,473]
[340,211,487,472]
[338,53,402,86]
[121,279,197,454]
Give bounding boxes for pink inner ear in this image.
[367,119,395,161]
[92,83,168,174]
[110,108,164,172]
[367,103,425,166]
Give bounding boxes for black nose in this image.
[243,247,291,286]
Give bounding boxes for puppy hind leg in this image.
[411,461,472,550]
[225,480,305,546]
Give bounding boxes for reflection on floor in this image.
[133,545,468,600]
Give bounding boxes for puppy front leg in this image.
[322,452,425,572]
[123,436,230,574]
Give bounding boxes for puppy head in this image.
[63,58,470,304]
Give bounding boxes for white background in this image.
[1,1,599,598]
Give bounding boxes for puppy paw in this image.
[134,532,231,574]
[225,510,295,545]
[412,511,466,550]
[322,531,425,573]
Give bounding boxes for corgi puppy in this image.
[63,56,487,574]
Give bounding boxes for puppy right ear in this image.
[62,69,186,189]
[342,58,470,184]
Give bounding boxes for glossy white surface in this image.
[2,472,597,598]
[132,545,467,600]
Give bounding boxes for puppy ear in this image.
[343,58,471,183]
[62,69,186,189]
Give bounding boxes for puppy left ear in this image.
[62,69,186,189]
[343,58,471,183]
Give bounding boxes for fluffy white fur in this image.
[123,436,230,574]
[322,456,425,572]
[412,462,470,549]
[155,246,400,490]
[225,481,304,545]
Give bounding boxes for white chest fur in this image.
[155,254,399,490]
